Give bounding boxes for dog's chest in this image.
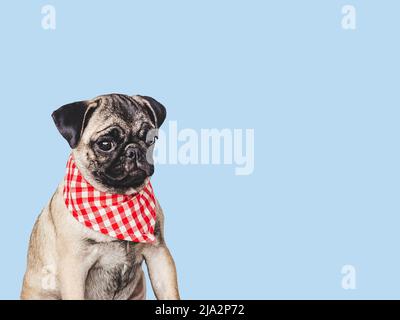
[84,239,145,300]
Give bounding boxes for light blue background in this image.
[0,0,399,299]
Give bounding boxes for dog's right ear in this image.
[52,100,98,149]
[138,95,167,128]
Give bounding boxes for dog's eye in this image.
[142,127,158,146]
[97,140,115,152]
[147,135,158,145]
[139,130,156,145]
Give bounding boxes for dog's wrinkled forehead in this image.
[98,94,154,127]
[78,94,152,144]
[82,94,154,139]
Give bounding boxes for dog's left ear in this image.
[139,95,167,128]
[52,99,98,149]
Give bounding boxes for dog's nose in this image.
[125,145,141,162]
[125,147,138,160]
[124,145,141,172]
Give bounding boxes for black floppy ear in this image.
[51,100,97,149]
[139,95,167,128]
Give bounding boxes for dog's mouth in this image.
[98,169,147,189]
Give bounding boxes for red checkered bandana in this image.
[63,154,156,243]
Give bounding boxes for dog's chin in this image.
[99,170,148,190]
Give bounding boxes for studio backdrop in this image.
[0,0,399,299]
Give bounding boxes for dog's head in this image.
[52,94,166,194]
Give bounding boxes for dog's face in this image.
[52,94,166,194]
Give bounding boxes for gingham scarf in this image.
[63,155,156,243]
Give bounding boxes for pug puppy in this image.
[21,94,180,300]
